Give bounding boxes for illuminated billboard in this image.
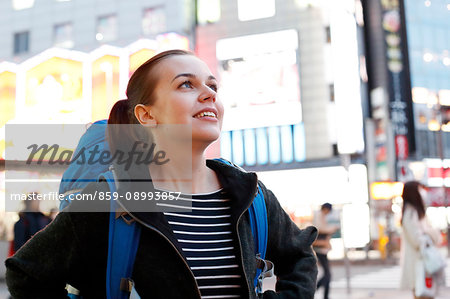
[0,68,17,127]
[24,55,87,124]
[91,47,121,121]
[216,30,302,131]
[0,33,190,161]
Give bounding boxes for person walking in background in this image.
[400,181,442,299]
[12,192,51,253]
[313,203,338,299]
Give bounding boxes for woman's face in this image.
[149,54,224,144]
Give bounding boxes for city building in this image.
[196,0,371,252]
[1,0,384,256]
[363,0,450,254]
[0,0,195,63]
[0,0,194,245]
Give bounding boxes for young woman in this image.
[400,181,441,299]
[6,50,318,298]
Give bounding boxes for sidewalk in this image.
[1,279,449,299]
[1,259,449,299]
[316,288,450,299]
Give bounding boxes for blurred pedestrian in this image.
[5,50,319,298]
[12,192,52,253]
[400,181,442,299]
[313,202,339,299]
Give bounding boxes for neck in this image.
[148,141,220,194]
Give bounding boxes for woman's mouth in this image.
[194,111,217,119]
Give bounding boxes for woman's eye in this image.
[180,81,193,89]
[208,84,218,92]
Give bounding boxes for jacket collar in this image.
[206,159,258,224]
[111,158,259,256]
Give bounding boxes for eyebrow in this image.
[171,73,216,82]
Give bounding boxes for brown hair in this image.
[109,49,194,125]
[107,49,193,154]
[401,181,426,224]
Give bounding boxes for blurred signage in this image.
[370,181,403,200]
[424,159,450,187]
[342,203,370,248]
[91,50,121,121]
[368,88,395,181]
[329,3,365,154]
[395,135,408,160]
[216,30,302,131]
[439,90,450,106]
[0,67,17,127]
[380,0,415,164]
[426,188,449,207]
[423,159,450,206]
[24,56,86,124]
[0,33,190,161]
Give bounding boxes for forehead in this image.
[156,54,213,79]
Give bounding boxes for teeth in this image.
[195,111,216,118]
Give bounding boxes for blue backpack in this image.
[59,121,271,298]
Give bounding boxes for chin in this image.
[192,130,221,144]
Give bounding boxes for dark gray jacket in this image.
[5,159,318,298]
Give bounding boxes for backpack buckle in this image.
[120,278,134,292]
[255,254,274,297]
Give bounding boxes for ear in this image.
[134,104,157,127]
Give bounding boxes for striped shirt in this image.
[156,189,243,299]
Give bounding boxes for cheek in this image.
[171,101,193,122]
[216,99,225,119]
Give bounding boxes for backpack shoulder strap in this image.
[248,185,268,259]
[101,170,142,299]
[248,184,272,293]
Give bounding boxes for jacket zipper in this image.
[109,167,202,299]
[236,180,260,299]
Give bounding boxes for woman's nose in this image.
[199,86,216,103]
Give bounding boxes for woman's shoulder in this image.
[63,181,111,213]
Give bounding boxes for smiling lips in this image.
[194,111,217,119]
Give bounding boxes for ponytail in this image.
[108,99,134,125]
[107,99,139,156]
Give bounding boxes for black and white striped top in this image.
[156,189,243,299]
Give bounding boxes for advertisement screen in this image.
[129,48,157,77]
[216,30,302,131]
[24,57,87,124]
[92,54,120,121]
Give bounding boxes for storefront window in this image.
[13,31,29,55]
[142,7,166,36]
[53,23,73,48]
[96,15,117,42]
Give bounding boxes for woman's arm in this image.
[5,182,109,298]
[6,211,82,298]
[260,182,318,299]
